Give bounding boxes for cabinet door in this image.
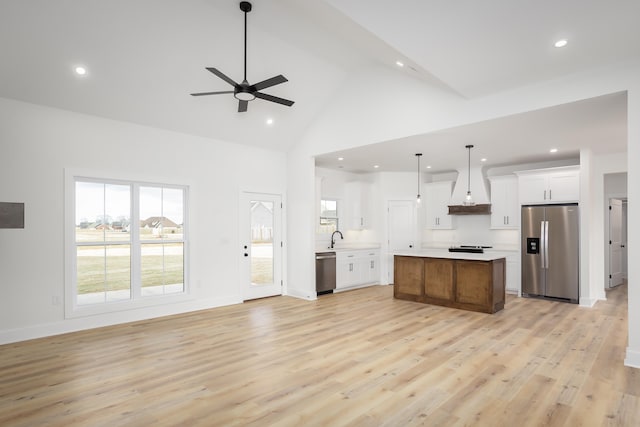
[337,252,360,288]
[364,251,380,284]
[455,261,491,307]
[424,258,454,300]
[548,171,579,202]
[518,174,548,204]
[506,254,520,294]
[425,181,453,229]
[345,181,373,230]
[394,256,423,298]
[491,177,519,229]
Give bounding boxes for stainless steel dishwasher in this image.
[315,251,336,295]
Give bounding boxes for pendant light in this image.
[464,144,475,206]
[415,153,422,204]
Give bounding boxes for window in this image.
[72,177,187,310]
[319,199,339,233]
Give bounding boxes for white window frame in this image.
[64,169,191,318]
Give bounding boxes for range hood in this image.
[448,166,491,215]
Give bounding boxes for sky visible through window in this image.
[75,182,183,226]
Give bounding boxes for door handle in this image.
[540,221,546,269]
[544,220,549,269]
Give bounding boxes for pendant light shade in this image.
[415,153,422,204]
[464,145,475,206]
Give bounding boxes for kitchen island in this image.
[393,250,506,314]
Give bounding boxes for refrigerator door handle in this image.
[544,220,550,269]
[540,221,546,268]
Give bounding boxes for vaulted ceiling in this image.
[1,0,638,168]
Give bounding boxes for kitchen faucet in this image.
[330,230,343,249]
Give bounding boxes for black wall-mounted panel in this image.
[0,202,25,229]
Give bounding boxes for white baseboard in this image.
[579,297,597,307]
[624,348,640,369]
[0,294,242,345]
[285,287,316,300]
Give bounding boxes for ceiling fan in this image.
[191,1,294,113]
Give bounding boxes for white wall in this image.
[0,97,287,343]
[625,86,640,368]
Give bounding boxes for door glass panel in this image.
[251,200,274,285]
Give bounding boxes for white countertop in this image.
[315,245,380,254]
[394,249,509,261]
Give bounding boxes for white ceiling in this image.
[0,0,637,165]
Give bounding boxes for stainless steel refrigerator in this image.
[521,204,579,303]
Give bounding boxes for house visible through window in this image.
[319,199,339,233]
[74,178,186,307]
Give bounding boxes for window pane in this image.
[140,186,162,240]
[105,245,131,302]
[105,184,131,242]
[320,199,337,217]
[164,243,184,294]
[251,201,273,285]
[77,245,105,305]
[76,182,105,242]
[163,188,184,240]
[141,243,184,296]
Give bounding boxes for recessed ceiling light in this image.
[374,165,380,169]
[481,158,487,162]
[426,165,432,169]
[74,66,87,76]
[550,148,558,153]
[266,118,274,125]
[338,157,344,161]
[395,60,404,67]
[554,39,568,48]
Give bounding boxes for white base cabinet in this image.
[505,253,520,294]
[336,249,380,291]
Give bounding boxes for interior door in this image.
[240,192,282,300]
[609,198,624,287]
[387,200,417,283]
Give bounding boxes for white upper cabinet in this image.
[345,181,373,230]
[425,181,454,229]
[517,166,580,205]
[489,175,519,229]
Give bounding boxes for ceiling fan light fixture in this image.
[190,1,294,113]
[234,90,256,101]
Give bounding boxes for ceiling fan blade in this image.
[238,100,248,113]
[206,67,238,87]
[252,75,288,91]
[255,91,295,107]
[190,91,234,96]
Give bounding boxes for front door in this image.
[240,192,282,300]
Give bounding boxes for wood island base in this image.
[393,255,506,314]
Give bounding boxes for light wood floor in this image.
[1,284,638,426]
